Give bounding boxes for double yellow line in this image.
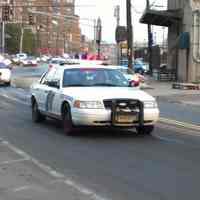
[159,117,200,132]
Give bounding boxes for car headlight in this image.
[144,101,158,109]
[74,100,104,109]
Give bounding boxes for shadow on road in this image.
[0,84,10,88]
[42,118,153,140]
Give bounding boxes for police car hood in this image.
[62,87,155,102]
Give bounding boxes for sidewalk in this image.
[142,79,200,126]
[142,79,200,107]
[0,139,104,200]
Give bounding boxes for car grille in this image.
[103,99,140,110]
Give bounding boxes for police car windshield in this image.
[63,68,129,87]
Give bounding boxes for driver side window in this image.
[40,68,56,85]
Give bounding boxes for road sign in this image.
[115,26,127,43]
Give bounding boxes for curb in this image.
[159,117,200,132]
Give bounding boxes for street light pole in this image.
[96,17,102,59]
[19,26,24,53]
[2,21,5,54]
[146,0,153,75]
[93,19,96,53]
[114,5,121,65]
[126,0,133,69]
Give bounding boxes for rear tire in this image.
[32,100,46,123]
[62,104,75,136]
[136,125,154,135]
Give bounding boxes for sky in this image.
[75,0,167,44]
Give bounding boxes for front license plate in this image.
[116,114,137,123]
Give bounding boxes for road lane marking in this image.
[0,158,29,166]
[0,94,29,106]
[64,179,109,200]
[13,186,31,192]
[159,117,200,132]
[1,139,110,200]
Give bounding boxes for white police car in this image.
[31,64,159,135]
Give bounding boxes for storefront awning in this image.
[140,9,183,27]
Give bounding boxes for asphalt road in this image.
[0,93,200,200]
[158,101,200,126]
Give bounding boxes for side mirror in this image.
[129,80,140,87]
[48,80,60,89]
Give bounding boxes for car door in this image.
[33,72,48,111]
[50,68,63,117]
[38,68,57,112]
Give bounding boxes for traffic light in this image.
[2,5,10,21]
[28,14,34,25]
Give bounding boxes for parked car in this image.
[134,59,149,74]
[40,55,51,63]
[0,63,11,86]
[31,64,159,135]
[48,57,66,69]
[16,53,27,61]
[120,59,149,74]
[12,53,28,65]
[21,57,38,67]
[110,66,144,87]
[0,55,12,70]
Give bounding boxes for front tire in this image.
[32,100,46,123]
[62,104,74,135]
[136,125,154,135]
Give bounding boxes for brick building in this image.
[3,0,81,55]
[35,0,81,55]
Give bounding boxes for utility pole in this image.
[147,0,153,75]
[126,0,133,69]
[96,17,102,59]
[93,19,96,53]
[2,21,5,54]
[19,27,24,53]
[1,2,11,54]
[114,5,120,65]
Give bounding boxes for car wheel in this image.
[136,125,154,135]
[5,82,11,87]
[62,104,74,135]
[32,100,46,123]
[138,69,144,75]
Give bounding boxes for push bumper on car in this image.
[71,107,159,127]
